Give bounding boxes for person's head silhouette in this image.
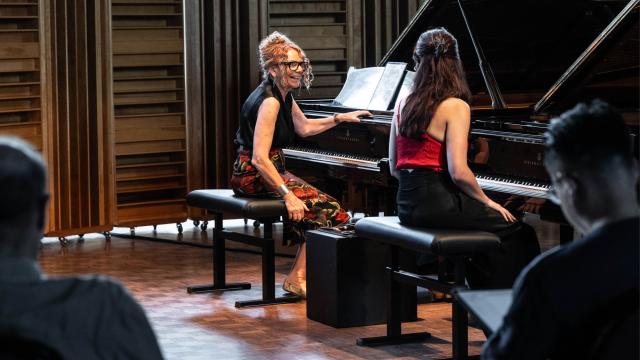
[0,137,49,258]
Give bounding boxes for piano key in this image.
[476,175,550,198]
[283,147,382,172]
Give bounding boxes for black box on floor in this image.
[306,227,417,328]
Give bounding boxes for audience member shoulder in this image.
[52,274,131,298]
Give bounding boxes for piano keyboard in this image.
[282,147,551,198]
[282,147,382,172]
[476,175,550,199]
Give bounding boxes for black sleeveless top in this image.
[234,77,296,150]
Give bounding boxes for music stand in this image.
[452,288,513,335]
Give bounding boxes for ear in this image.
[563,174,584,207]
[268,66,278,78]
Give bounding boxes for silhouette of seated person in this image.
[482,100,639,359]
[0,137,164,359]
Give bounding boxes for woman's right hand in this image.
[337,110,372,123]
[486,199,516,223]
[284,192,309,222]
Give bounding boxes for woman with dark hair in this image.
[389,28,540,288]
[232,32,370,297]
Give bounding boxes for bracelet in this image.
[276,183,290,197]
[333,113,340,123]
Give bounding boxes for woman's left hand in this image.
[336,110,372,123]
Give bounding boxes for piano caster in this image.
[244,218,248,225]
[153,224,157,231]
[177,223,183,234]
[193,220,200,227]
[130,227,135,236]
[78,234,84,242]
[103,231,111,241]
[58,237,69,247]
[200,221,208,231]
[253,220,260,228]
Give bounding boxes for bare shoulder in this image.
[257,97,280,121]
[260,96,280,110]
[439,97,470,113]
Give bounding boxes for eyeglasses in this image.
[278,61,309,71]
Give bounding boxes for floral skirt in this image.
[230,148,350,245]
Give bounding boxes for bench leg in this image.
[235,220,301,308]
[357,245,430,346]
[452,259,468,360]
[188,213,250,293]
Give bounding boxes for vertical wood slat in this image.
[184,0,205,220]
[42,0,113,236]
[97,0,116,226]
[205,0,248,188]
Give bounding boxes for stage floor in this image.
[40,222,488,359]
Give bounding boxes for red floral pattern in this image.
[231,149,350,245]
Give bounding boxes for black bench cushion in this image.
[354,216,500,256]
[186,189,286,219]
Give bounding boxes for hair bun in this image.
[259,31,292,54]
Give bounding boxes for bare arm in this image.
[252,98,308,221]
[291,99,370,137]
[252,97,287,190]
[445,99,515,222]
[389,101,402,179]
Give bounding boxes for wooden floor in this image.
[40,222,491,360]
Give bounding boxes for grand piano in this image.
[284,0,639,219]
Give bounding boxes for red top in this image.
[396,132,447,172]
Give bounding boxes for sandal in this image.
[283,279,307,298]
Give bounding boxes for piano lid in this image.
[534,0,639,115]
[380,0,634,112]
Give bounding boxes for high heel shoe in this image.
[283,279,307,298]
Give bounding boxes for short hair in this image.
[0,137,47,223]
[544,99,633,172]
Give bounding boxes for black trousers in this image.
[397,169,541,289]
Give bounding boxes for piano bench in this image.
[185,189,302,308]
[354,216,500,360]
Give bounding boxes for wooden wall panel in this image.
[111,0,193,228]
[0,0,42,150]
[266,0,351,99]
[42,0,114,236]
[358,0,426,66]
[201,0,264,188]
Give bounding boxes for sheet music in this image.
[332,63,410,111]
[332,67,384,109]
[368,62,407,111]
[394,70,415,109]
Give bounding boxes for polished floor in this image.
[39,221,493,360]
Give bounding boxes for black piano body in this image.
[285,0,639,220]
